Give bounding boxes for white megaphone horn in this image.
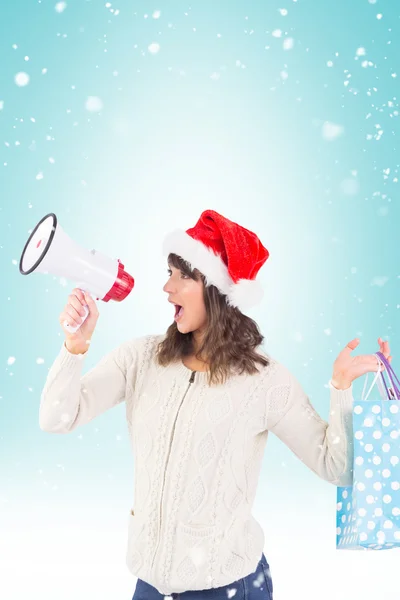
[19,212,135,333]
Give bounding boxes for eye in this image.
[167,269,189,279]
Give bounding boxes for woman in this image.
[40,209,392,600]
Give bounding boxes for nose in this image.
[163,277,175,295]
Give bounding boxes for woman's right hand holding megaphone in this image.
[60,288,99,354]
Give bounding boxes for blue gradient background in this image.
[1,1,399,598]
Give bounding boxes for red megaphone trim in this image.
[102,259,134,302]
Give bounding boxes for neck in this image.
[192,331,207,362]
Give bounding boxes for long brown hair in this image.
[155,253,270,386]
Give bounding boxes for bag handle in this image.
[362,356,387,402]
[375,351,400,399]
[362,368,390,402]
[361,354,400,402]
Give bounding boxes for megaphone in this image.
[19,212,134,333]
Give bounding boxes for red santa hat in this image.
[162,209,270,312]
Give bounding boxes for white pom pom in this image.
[227,278,264,311]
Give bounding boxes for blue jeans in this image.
[132,553,273,599]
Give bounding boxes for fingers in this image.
[68,291,87,317]
[80,290,99,317]
[61,307,82,330]
[64,304,85,328]
[378,337,392,361]
[62,288,87,328]
[83,291,96,307]
[344,338,360,352]
[65,305,85,325]
[350,337,393,370]
[73,288,86,304]
[365,357,385,371]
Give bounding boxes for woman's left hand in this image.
[331,337,392,390]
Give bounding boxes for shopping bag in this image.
[336,351,400,550]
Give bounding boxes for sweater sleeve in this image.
[265,363,354,486]
[39,339,135,434]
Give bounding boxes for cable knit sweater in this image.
[39,333,354,595]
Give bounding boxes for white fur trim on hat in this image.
[162,228,263,311]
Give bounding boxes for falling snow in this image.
[322,121,344,141]
[370,276,389,287]
[148,42,160,54]
[14,72,29,86]
[55,2,67,13]
[283,37,294,50]
[85,96,103,112]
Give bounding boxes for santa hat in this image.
[162,209,270,312]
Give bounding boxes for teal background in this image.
[0,1,399,598]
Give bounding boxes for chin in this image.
[176,322,193,334]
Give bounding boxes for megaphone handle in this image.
[63,288,90,334]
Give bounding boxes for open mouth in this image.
[174,305,184,320]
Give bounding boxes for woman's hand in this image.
[331,337,392,390]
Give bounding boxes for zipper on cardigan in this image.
[150,370,196,572]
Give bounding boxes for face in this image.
[163,264,208,337]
